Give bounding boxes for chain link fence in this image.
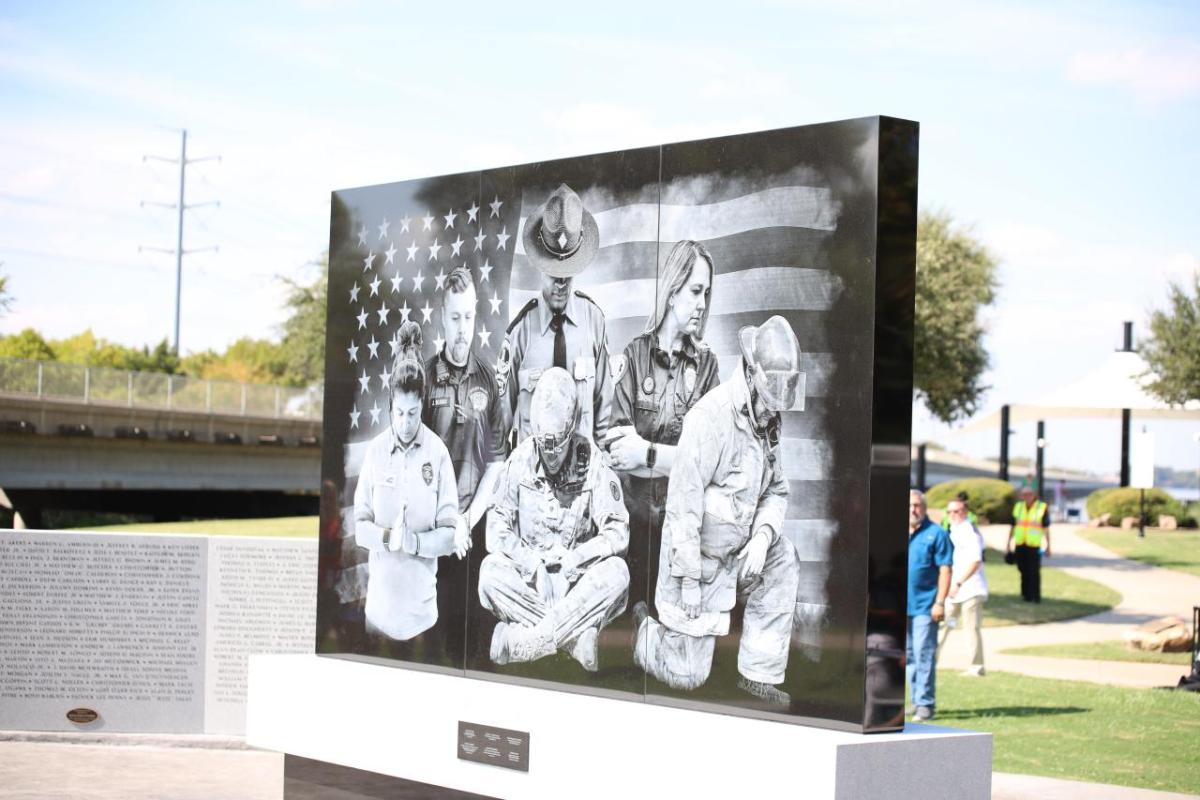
[0,358,323,420]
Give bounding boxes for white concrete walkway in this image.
[937,524,1200,688]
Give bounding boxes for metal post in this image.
[1036,420,1045,500]
[1139,488,1146,538]
[127,371,133,407]
[1118,321,1134,488]
[916,444,927,491]
[173,129,187,355]
[1120,408,1131,487]
[999,404,1011,482]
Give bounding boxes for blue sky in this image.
[1,1,1198,472]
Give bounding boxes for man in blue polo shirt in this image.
[908,489,952,722]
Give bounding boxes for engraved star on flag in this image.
[344,195,512,435]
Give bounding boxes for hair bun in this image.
[397,320,423,354]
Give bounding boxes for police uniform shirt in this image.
[423,347,508,511]
[503,291,613,445]
[353,423,459,640]
[612,331,721,450]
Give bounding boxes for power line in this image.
[140,129,220,355]
[0,245,166,274]
[0,191,144,223]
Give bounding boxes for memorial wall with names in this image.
[0,530,316,735]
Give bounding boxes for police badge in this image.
[421,463,434,486]
[470,387,489,414]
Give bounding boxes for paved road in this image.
[1,738,1196,800]
[937,524,1200,688]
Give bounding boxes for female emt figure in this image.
[606,240,721,612]
[353,321,469,657]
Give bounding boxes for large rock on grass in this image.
[1124,616,1193,653]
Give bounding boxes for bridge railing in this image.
[0,358,323,420]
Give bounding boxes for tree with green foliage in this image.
[182,337,285,383]
[0,264,12,317]
[914,211,999,423]
[48,329,179,373]
[277,254,327,387]
[0,328,54,361]
[1141,271,1200,406]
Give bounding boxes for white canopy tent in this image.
[957,350,1200,435]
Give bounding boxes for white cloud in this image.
[1157,252,1199,287]
[1068,42,1200,104]
[537,102,767,158]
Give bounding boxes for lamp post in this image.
[1036,421,1046,504]
[1118,322,1135,487]
[999,404,1011,482]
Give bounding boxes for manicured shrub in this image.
[1086,487,1186,527]
[1086,487,1118,519]
[926,478,1019,524]
[1181,501,1200,529]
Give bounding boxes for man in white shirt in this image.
[937,498,988,676]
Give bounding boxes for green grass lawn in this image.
[982,548,1121,627]
[935,670,1200,794]
[78,516,319,538]
[1080,528,1200,578]
[1002,641,1193,666]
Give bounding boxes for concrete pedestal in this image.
[246,654,992,800]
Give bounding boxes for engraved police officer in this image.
[633,315,803,706]
[607,240,721,612]
[501,184,613,446]
[478,367,630,672]
[422,266,509,663]
[423,266,509,515]
[353,322,468,643]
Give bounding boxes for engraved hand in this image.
[681,577,701,619]
[735,530,769,580]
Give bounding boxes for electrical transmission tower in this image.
[140,129,220,355]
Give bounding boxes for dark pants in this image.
[1015,545,1041,602]
[622,475,666,614]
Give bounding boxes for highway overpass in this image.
[0,358,322,526]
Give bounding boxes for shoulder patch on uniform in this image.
[495,338,513,393]
[469,387,489,413]
[505,297,538,334]
[610,481,621,502]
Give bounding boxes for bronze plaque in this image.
[66,708,99,724]
[457,720,529,772]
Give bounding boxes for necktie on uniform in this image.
[551,313,567,370]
